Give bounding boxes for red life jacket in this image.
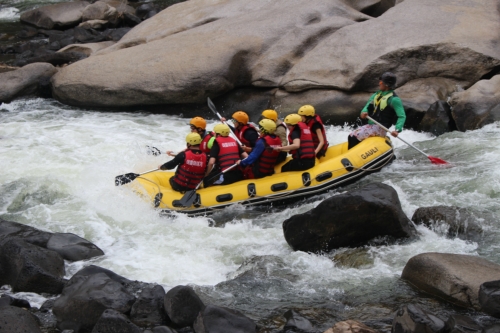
[288,122,315,159]
[215,136,240,169]
[200,131,214,153]
[256,135,282,175]
[234,124,258,147]
[173,149,207,189]
[306,115,329,155]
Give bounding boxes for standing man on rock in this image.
[348,72,406,149]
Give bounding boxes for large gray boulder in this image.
[49,0,371,108]
[0,238,66,294]
[20,1,90,30]
[449,75,500,131]
[282,182,417,253]
[51,0,500,115]
[53,272,136,332]
[193,304,256,333]
[282,0,500,92]
[401,253,500,309]
[0,306,43,333]
[81,1,119,25]
[0,219,104,261]
[164,285,205,328]
[417,100,456,136]
[130,285,168,327]
[0,63,58,103]
[91,309,142,333]
[47,232,104,261]
[411,205,484,242]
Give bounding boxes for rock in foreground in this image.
[282,182,416,253]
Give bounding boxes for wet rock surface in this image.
[282,182,417,253]
[402,253,500,309]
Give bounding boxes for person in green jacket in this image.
[348,72,406,149]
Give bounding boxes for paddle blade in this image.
[146,146,161,156]
[115,173,139,186]
[207,97,216,112]
[178,190,197,207]
[428,156,449,165]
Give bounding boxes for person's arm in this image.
[275,125,288,146]
[276,127,300,151]
[390,97,406,136]
[240,139,265,166]
[205,157,216,176]
[314,127,325,155]
[159,152,185,170]
[360,92,377,116]
[275,138,300,151]
[205,142,220,175]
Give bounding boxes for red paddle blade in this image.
[428,156,448,165]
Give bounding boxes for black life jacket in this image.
[368,91,398,129]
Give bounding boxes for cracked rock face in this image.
[51,0,500,115]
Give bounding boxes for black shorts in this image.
[281,158,315,172]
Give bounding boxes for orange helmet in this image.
[189,117,206,130]
[261,109,278,122]
[232,111,249,125]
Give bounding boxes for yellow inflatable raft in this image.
[129,136,394,216]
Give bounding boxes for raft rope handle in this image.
[135,176,167,207]
[240,149,395,201]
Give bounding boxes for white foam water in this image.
[1,98,499,323]
[0,7,19,20]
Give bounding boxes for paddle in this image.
[366,116,448,165]
[207,97,244,146]
[115,168,158,186]
[177,163,238,207]
[146,146,161,156]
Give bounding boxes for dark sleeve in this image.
[244,128,259,147]
[160,152,185,170]
[209,140,220,158]
[291,126,301,140]
[311,122,322,133]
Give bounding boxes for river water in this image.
[2,97,500,331]
[2,1,500,331]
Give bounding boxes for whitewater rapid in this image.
[1,98,499,323]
